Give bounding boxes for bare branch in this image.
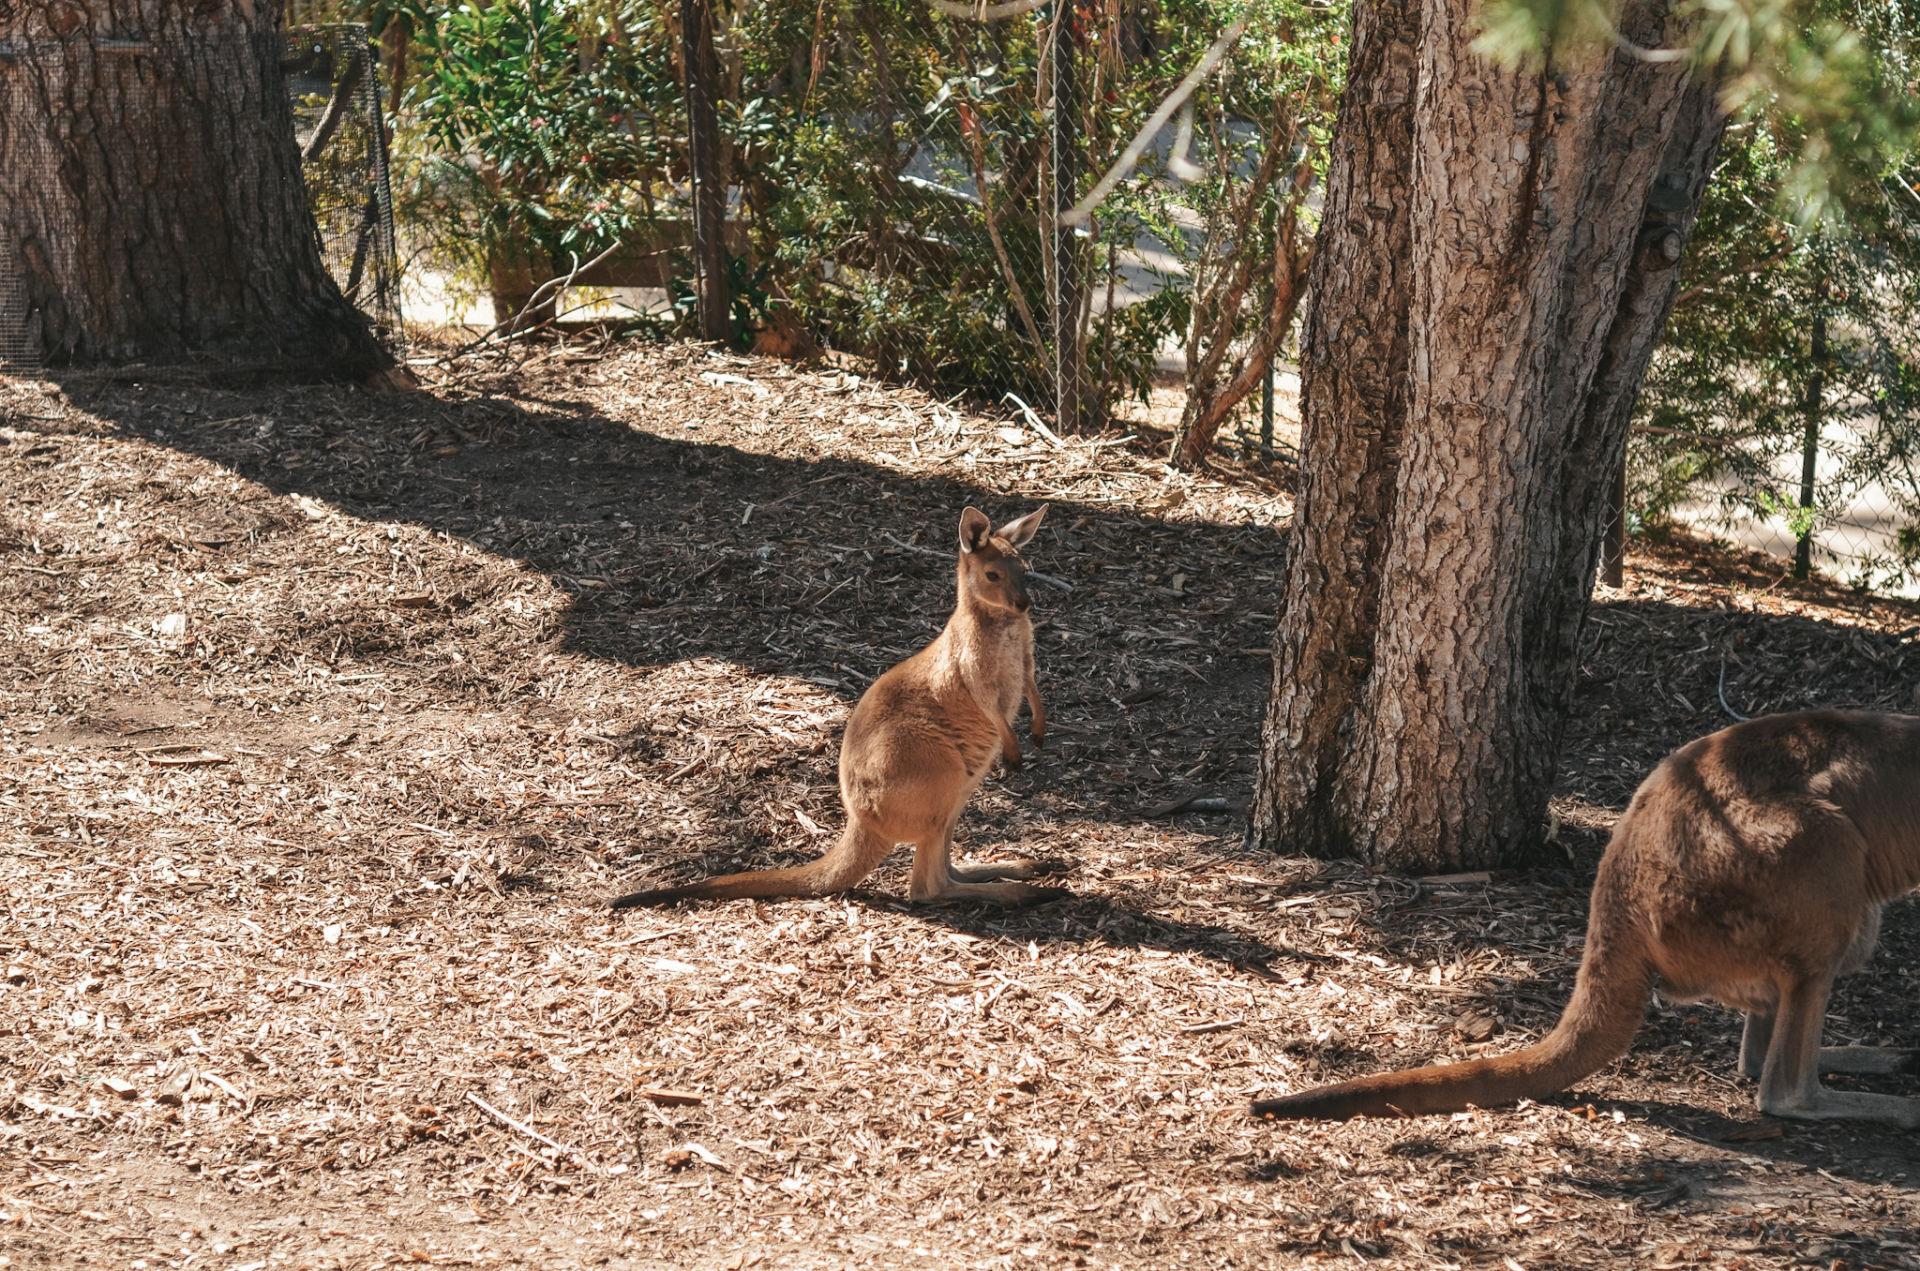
[300,45,368,164]
[1059,15,1250,227]
[1604,13,1690,63]
[1671,244,1795,309]
[925,0,1049,19]
[440,237,628,362]
[1168,100,1203,182]
[956,92,1047,355]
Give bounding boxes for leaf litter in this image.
[1,339,1916,1270]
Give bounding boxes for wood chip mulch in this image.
[2,340,1916,1271]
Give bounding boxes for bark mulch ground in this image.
[2,339,1916,1271]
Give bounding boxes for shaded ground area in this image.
[2,341,1916,1271]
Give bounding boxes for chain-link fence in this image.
[786,99,1058,409]
[1667,448,1920,596]
[287,23,402,344]
[767,5,1068,415]
[763,4,1293,435]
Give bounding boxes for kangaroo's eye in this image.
[986,571,1002,582]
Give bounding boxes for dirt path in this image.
[2,343,1916,1270]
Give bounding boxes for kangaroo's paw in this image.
[1760,1086,1920,1129]
[1817,1046,1919,1076]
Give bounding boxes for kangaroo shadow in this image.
[840,882,1302,975]
[1582,1093,1920,1191]
[32,366,1284,794]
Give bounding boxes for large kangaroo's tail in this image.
[609,820,892,909]
[1253,878,1654,1120]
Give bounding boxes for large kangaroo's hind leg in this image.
[1749,1007,1920,1078]
[1811,904,1917,1075]
[908,813,1067,906]
[1741,904,1915,1082]
[1757,971,1920,1128]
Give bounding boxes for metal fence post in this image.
[1049,3,1081,434]
[681,0,729,344]
[1599,458,1627,588]
[1793,312,1828,580]
[1260,199,1275,453]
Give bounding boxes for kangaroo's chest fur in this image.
[949,612,1032,725]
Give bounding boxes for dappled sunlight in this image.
[4,345,1916,1269]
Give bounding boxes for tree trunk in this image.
[1251,0,1422,862]
[1250,1,1728,871]
[0,2,388,376]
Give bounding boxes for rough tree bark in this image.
[1250,0,1729,871]
[0,2,388,376]
[1252,0,1422,860]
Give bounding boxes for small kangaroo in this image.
[1253,710,1920,1128]
[610,505,1067,909]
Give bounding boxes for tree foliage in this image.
[1620,1,1920,586]
[302,0,1345,419]
[308,0,1920,562]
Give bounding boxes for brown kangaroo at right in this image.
[610,505,1067,910]
[1253,710,1920,1128]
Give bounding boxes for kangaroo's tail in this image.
[1253,870,1653,1120]
[609,820,892,909]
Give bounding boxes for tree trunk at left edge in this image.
[0,1,389,376]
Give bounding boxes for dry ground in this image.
[2,340,1917,1271]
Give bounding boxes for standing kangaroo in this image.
[611,505,1066,909]
[1253,710,1920,1128]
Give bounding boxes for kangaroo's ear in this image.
[958,506,992,554]
[997,504,1049,549]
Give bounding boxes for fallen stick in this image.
[466,1091,593,1172]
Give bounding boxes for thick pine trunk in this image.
[0,2,387,375]
[1251,2,1727,870]
[1252,0,1421,860]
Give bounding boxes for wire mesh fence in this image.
[768,5,1064,415]
[766,4,1231,434]
[0,23,398,371]
[1668,464,1920,596]
[0,34,50,369]
[0,243,28,370]
[787,114,1058,409]
[287,23,402,344]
